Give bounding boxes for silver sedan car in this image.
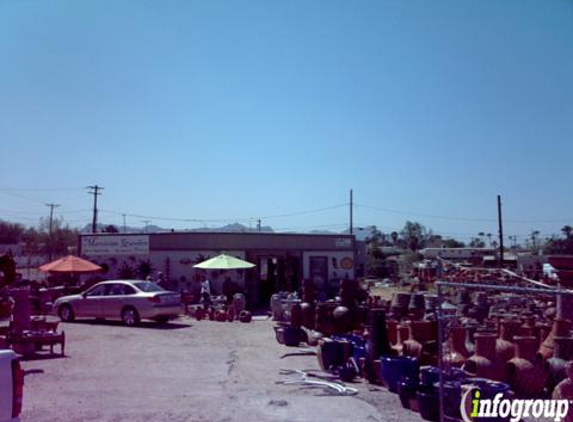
[54,280,182,326]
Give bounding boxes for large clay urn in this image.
[443,326,469,368]
[463,333,500,381]
[402,320,438,366]
[506,336,548,397]
[553,361,573,422]
[496,320,520,365]
[538,318,572,360]
[546,336,573,392]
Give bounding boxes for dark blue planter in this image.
[417,385,440,422]
[380,355,419,393]
[398,378,419,410]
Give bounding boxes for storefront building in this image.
[79,232,360,307]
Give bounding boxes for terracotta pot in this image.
[506,336,548,397]
[553,361,573,422]
[300,302,315,329]
[392,325,410,355]
[444,326,469,368]
[402,321,438,366]
[546,336,573,392]
[463,333,500,381]
[538,318,572,360]
[386,319,399,345]
[496,320,520,365]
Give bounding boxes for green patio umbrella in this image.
[192,253,256,270]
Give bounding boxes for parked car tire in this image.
[122,307,140,326]
[58,304,75,322]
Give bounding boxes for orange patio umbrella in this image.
[39,255,102,274]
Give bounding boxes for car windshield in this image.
[132,282,165,293]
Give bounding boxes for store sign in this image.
[81,235,149,255]
[334,238,352,248]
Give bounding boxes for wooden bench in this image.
[7,331,66,357]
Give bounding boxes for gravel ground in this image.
[20,317,423,422]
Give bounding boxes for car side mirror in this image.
[82,292,88,299]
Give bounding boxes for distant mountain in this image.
[81,222,275,234]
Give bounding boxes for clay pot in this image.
[392,325,410,355]
[464,323,478,355]
[290,303,302,328]
[553,361,573,416]
[300,302,315,329]
[444,326,469,368]
[496,320,521,365]
[387,319,399,346]
[463,333,500,381]
[538,318,572,360]
[315,302,338,336]
[546,336,573,392]
[317,338,352,371]
[380,355,419,393]
[238,310,252,323]
[506,336,548,397]
[402,320,438,366]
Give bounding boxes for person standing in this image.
[200,275,211,307]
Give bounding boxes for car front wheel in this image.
[121,307,140,326]
[58,304,75,322]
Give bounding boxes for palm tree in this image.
[486,233,492,247]
[562,225,573,240]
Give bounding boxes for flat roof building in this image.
[79,231,361,308]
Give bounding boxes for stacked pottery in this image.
[538,318,572,360]
[391,293,411,320]
[546,336,573,392]
[443,325,469,368]
[463,333,500,381]
[506,336,548,397]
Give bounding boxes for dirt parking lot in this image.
[20,317,422,422]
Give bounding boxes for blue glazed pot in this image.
[380,355,419,393]
[417,385,440,422]
[398,378,419,410]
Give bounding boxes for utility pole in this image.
[123,214,127,233]
[498,195,504,268]
[257,219,261,232]
[349,189,353,235]
[142,220,151,233]
[87,185,104,233]
[46,203,60,260]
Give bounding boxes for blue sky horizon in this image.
[1,0,572,244]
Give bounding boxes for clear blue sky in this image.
[1,0,572,243]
